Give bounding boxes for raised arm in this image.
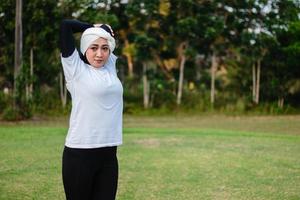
[59,19,93,57]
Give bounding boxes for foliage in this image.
[0,0,300,120]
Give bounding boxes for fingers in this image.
[93,24,103,28]
[104,24,114,37]
[94,23,115,37]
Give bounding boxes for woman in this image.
[59,19,123,200]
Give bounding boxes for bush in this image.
[0,91,32,121]
[2,106,19,121]
[2,103,32,121]
[0,92,10,112]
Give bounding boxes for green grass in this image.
[0,115,300,199]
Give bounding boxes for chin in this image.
[92,63,104,68]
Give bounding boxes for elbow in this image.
[60,19,69,29]
[60,19,75,29]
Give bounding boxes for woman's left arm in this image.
[59,19,93,58]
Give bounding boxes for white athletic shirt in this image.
[61,50,123,148]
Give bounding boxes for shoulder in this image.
[61,49,87,81]
[104,53,118,75]
[61,49,80,62]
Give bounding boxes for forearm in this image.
[59,19,93,57]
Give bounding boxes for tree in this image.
[14,0,22,106]
[123,0,162,108]
[0,0,299,117]
[237,0,300,105]
[199,1,231,107]
[264,21,300,108]
[160,0,200,105]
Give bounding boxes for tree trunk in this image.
[143,62,150,109]
[124,39,134,78]
[26,48,34,100]
[176,42,188,105]
[252,62,256,103]
[278,97,284,108]
[59,71,67,108]
[127,55,134,78]
[210,51,217,106]
[152,53,174,81]
[255,59,261,104]
[176,54,186,105]
[29,48,33,99]
[14,0,23,105]
[195,54,204,82]
[26,84,29,101]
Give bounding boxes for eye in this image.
[102,46,109,52]
[91,47,98,51]
[89,45,99,51]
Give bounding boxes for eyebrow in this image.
[90,44,109,48]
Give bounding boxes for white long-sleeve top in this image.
[61,50,123,148]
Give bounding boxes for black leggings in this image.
[62,146,118,200]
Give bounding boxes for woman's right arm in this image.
[59,19,93,58]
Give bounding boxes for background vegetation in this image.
[0,0,300,120]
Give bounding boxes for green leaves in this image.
[176,17,198,38]
[134,34,158,60]
[0,0,300,116]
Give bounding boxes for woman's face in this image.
[85,37,110,68]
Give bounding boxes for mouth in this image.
[92,60,105,68]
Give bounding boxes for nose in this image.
[96,49,103,57]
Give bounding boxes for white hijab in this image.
[80,27,115,55]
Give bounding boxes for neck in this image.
[79,51,90,65]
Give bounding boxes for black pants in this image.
[62,146,118,200]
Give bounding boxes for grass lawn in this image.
[0,115,299,199]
